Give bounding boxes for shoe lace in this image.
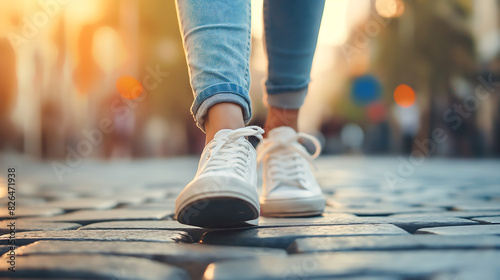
[257,132,321,191]
[202,126,264,178]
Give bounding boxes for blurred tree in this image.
[136,1,201,155]
[372,0,479,156]
[0,38,22,151]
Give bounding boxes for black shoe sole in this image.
[176,197,259,228]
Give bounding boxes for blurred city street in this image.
[1,155,500,279]
[2,0,500,279]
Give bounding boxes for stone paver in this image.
[0,206,63,219]
[79,220,192,230]
[260,214,477,233]
[454,186,500,199]
[314,277,402,280]
[418,198,490,208]
[122,200,175,211]
[201,251,500,280]
[29,189,80,200]
[78,220,207,240]
[0,254,189,279]
[452,202,500,211]
[0,229,192,246]
[0,221,81,234]
[1,156,499,279]
[472,216,500,224]
[42,198,118,211]
[390,211,500,219]
[258,213,358,227]
[0,245,12,255]
[17,209,172,225]
[96,194,147,205]
[324,205,445,216]
[288,235,500,253]
[97,189,170,205]
[373,215,478,233]
[416,224,500,235]
[201,224,408,248]
[0,197,45,206]
[15,241,286,280]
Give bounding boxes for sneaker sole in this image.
[260,195,325,217]
[177,196,259,228]
[175,176,260,228]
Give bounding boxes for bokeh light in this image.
[351,75,381,106]
[394,84,416,107]
[1,0,498,159]
[116,76,143,100]
[367,101,387,123]
[92,27,127,73]
[65,0,105,26]
[376,0,405,18]
[341,123,364,150]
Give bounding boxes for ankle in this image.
[205,103,245,144]
[264,106,299,136]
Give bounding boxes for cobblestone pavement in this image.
[0,155,499,279]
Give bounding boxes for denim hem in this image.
[264,79,311,94]
[191,83,252,132]
[264,86,308,109]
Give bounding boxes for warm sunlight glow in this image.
[376,0,405,18]
[0,180,6,198]
[203,264,215,280]
[317,0,350,46]
[251,0,264,38]
[92,27,127,73]
[252,0,352,46]
[65,0,105,25]
[116,76,143,99]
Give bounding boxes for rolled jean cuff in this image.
[191,83,252,132]
[264,87,308,109]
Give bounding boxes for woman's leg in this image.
[175,0,252,142]
[258,1,326,217]
[262,0,325,132]
[175,0,264,228]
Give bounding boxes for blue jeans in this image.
[176,0,325,131]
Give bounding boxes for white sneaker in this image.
[175,126,264,228]
[257,126,325,217]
